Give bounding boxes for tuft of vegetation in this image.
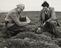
[0,11,61,48]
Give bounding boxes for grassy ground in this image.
[0,11,61,48]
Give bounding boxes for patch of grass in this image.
[0,11,61,48]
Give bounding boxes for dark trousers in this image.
[6,24,26,37]
[43,22,58,37]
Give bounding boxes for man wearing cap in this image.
[40,1,60,37]
[5,4,31,37]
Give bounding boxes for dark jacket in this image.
[40,7,57,25]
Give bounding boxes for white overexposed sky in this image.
[0,0,61,12]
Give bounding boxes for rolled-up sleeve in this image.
[51,8,57,20]
[47,8,57,22]
[9,12,30,26]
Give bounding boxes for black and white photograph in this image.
[0,0,61,48]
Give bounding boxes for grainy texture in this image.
[0,11,61,48]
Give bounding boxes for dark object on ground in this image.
[19,16,26,22]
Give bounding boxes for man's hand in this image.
[40,22,46,28]
[43,22,46,26]
[26,16,31,24]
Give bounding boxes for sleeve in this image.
[5,15,8,21]
[47,8,57,22]
[10,12,30,26]
[5,12,11,21]
[51,8,57,20]
[40,11,42,21]
[40,10,43,24]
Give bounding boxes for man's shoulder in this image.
[41,8,44,11]
[8,8,17,15]
[49,7,54,10]
[40,8,44,13]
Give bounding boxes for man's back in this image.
[5,8,19,27]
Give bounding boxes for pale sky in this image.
[0,0,61,12]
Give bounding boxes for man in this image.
[5,4,31,37]
[40,1,59,37]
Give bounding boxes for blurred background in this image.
[0,0,61,12]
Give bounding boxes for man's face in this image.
[17,7,23,13]
[43,7,49,11]
[43,7,49,14]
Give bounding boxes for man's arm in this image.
[40,10,43,24]
[47,8,57,22]
[10,13,31,26]
[40,10,45,27]
[42,8,57,26]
